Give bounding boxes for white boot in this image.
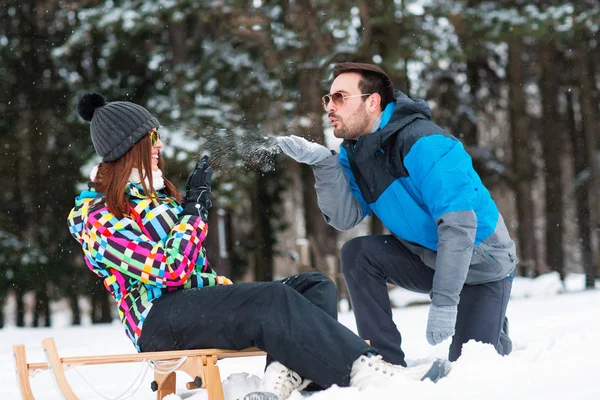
[243,361,312,400]
[350,354,448,390]
[349,354,407,390]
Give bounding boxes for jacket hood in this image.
[381,90,432,141]
[73,189,101,210]
[346,90,432,153]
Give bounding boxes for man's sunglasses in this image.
[321,92,372,111]
[149,129,160,146]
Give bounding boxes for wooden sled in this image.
[13,337,266,400]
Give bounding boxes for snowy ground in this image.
[2,272,599,400]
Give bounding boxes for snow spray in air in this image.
[187,126,285,175]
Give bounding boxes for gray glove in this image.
[426,304,457,345]
[276,135,332,165]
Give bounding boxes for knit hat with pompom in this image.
[76,93,160,162]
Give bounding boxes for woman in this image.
[68,93,442,400]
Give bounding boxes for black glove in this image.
[180,155,213,221]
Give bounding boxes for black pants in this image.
[341,235,512,365]
[138,271,373,388]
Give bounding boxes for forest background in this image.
[1,0,599,328]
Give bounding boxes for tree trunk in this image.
[168,21,193,112]
[356,0,411,94]
[32,290,51,327]
[508,38,539,277]
[540,42,565,279]
[575,43,599,288]
[66,285,81,326]
[448,12,482,147]
[15,290,26,327]
[566,90,594,288]
[15,2,45,321]
[97,292,113,323]
[42,291,51,327]
[0,278,7,329]
[91,282,113,324]
[252,172,276,282]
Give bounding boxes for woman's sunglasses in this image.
[149,129,160,146]
[321,92,372,111]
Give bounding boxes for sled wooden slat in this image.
[13,345,36,400]
[42,337,79,400]
[33,346,266,369]
[13,337,266,400]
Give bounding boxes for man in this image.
[277,62,516,366]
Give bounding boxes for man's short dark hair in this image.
[332,62,395,111]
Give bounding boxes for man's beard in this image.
[332,108,370,139]
[334,124,355,139]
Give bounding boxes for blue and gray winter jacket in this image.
[312,90,517,307]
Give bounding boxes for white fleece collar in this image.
[129,168,165,191]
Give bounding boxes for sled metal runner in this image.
[13,337,266,400]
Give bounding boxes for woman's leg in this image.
[278,271,338,320]
[139,282,373,388]
[270,271,339,390]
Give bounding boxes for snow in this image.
[2,272,599,399]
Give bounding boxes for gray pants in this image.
[341,235,512,365]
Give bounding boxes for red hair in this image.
[92,134,182,218]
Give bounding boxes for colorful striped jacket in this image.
[67,181,232,350]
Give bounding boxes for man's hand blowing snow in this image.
[276,135,332,165]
